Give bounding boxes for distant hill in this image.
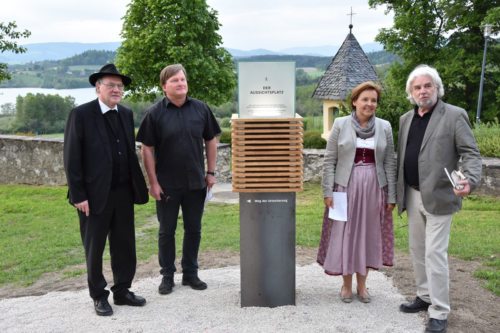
[0,42,121,64]
[0,50,118,89]
[1,47,396,89]
[235,50,395,70]
[227,42,383,58]
[0,42,383,64]
[226,48,283,57]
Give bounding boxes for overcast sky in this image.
[1,0,393,50]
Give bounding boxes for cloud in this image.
[1,0,393,50]
[1,0,126,43]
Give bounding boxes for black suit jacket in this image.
[63,99,148,215]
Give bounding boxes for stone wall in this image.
[0,135,498,196]
[0,135,233,186]
[478,158,500,196]
[0,135,66,185]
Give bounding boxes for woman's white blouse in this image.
[356,136,375,149]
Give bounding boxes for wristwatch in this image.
[206,171,215,176]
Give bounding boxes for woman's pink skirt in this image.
[317,163,394,276]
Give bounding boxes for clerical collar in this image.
[98,99,119,114]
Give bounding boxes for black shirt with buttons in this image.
[136,97,221,191]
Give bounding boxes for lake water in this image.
[0,87,97,106]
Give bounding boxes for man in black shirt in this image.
[137,64,220,295]
[396,65,482,333]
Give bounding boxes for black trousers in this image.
[79,184,136,300]
[156,188,206,277]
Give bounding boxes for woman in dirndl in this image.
[317,81,396,303]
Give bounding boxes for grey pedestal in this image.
[239,192,296,307]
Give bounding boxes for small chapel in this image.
[312,24,379,139]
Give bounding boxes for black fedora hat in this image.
[89,63,132,86]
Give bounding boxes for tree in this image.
[116,0,236,104]
[0,21,31,82]
[369,0,500,122]
[13,94,75,134]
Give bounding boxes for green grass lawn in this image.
[0,183,498,295]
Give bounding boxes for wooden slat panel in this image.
[233,161,302,166]
[233,135,302,140]
[232,151,301,156]
[232,177,302,182]
[233,171,303,177]
[233,155,302,159]
[231,117,303,192]
[232,129,303,134]
[232,145,303,150]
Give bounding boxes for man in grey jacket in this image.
[396,65,482,333]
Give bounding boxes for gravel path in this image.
[0,264,424,333]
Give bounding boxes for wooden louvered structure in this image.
[231,116,303,192]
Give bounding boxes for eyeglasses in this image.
[99,82,125,90]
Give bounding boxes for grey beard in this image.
[417,97,437,109]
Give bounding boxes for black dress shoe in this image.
[399,296,431,313]
[113,291,146,306]
[94,297,113,316]
[182,275,207,290]
[425,318,448,333]
[159,275,175,295]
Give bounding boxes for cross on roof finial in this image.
[347,6,357,33]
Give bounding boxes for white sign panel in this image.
[238,61,295,118]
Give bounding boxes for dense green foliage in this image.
[303,131,327,149]
[368,50,400,65]
[0,21,30,82]
[369,0,500,123]
[302,116,323,131]
[296,83,323,116]
[473,122,500,157]
[116,0,236,104]
[12,93,75,134]
[218,129,231,145]
[121,95,163,127]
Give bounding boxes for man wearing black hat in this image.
[63,64,149,316]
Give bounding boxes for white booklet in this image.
[444,168,465,190]
[328,192,348,222]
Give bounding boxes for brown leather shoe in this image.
[399,296,431,313]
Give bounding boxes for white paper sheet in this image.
[328,192,348,222]
[205,187,213,203]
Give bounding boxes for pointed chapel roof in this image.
[312,26,379,101]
